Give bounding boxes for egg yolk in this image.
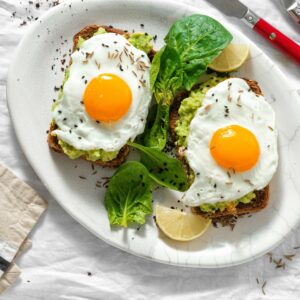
[209,125,260,172]
[83,73,132,122]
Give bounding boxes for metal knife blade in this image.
[206,0,248,18]
[206,0,260,28]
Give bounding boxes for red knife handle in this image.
[253,18,300,64]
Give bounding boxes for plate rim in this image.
[7,0,300,268]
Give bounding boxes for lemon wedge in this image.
[155,205,211,242]
[209,44,250,72]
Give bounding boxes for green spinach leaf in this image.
[143,102,170,151]
[104,161,153,227]
[152,14,233,98]
[129,142,190,192]
[146,14,232,150]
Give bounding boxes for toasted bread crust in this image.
[48,25,154,168]
[169,78,270,223]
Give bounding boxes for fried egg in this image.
[182,78,278,206]
[52,33,152,152]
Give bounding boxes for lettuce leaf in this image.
[104,161,153,227]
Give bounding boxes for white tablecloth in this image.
[1,0,300,299]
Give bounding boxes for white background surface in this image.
[1,0,300,299]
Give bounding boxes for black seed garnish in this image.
[141,54,145,57]
[80,119,83,123]
[197,193,200,197]
[80,101,84,104]
[58,110,62,114]
[81,75,85,79]
[84,80,88,84]
[109,25,113,28]
[119,65,124,72]
[46,130,49,134]
[53,99,56,102]
[140,24,144,28]
[163,162,167,166]
[69,129,72,134]
[212,93,215,96]
[213,183,217,188]
[139,174,143,179]
[220,196,224,199]
[35,3,40,9]
[20,20,27,26]
[161,179,165,182]
[113,41,117,44]
[153,35,157,41]
[78,137,82,140]
[63,118,67,121]
[196,172,200,176]
[54,86,60,91]
[74,124,78,128]
[124,30,128,33]
[174,174,178,178]
[170,206,175,209]
[96,121,100,124]
[145,32,148,36]
[141,182,145,187]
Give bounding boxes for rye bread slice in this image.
[48,25,154,168]
[169,78,270,226]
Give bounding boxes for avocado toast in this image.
[48,25,156,168]
[169,78,271,227]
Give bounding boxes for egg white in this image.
[182,78,278,207]
[52,33,152,152]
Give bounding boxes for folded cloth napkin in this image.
[0,163,47,293]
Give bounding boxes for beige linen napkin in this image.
[0,163,47,293]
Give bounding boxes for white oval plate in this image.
[7,0,300,268]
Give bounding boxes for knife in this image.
[206,0,300,64]
[281,0,300,24]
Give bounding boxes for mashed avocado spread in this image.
[53,27,153,161]
[128,32,153,54]
[199,192,256,213]
[175,75,257,212]
[175,76,225,147]
[58,139,118,162]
